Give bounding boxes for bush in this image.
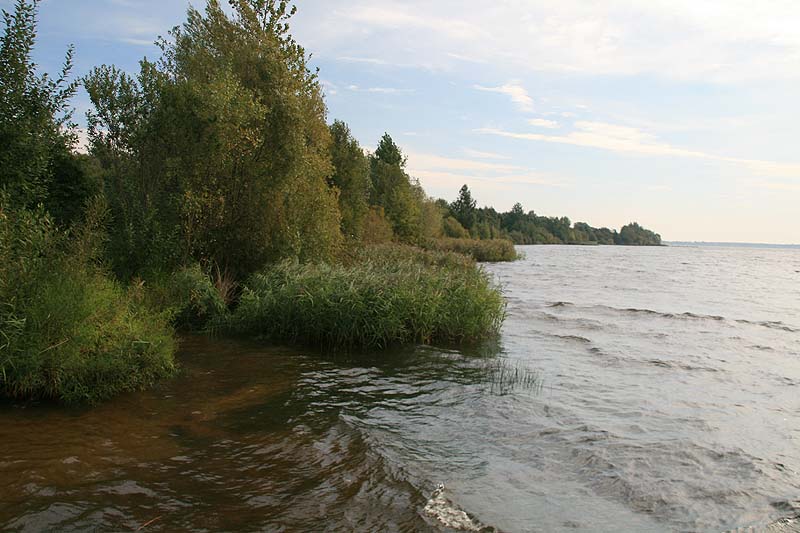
[216,244,505,349]
[426,237,518,262]
[0,203,176,404]
[140,265,230,331]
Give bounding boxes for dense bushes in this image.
[139,265,230,331]
[0,203,176,404]
[427,237,518,262]
[216,245,505,349]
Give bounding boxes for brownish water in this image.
[2,244,800,532]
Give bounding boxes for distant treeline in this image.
[438,185,662,246]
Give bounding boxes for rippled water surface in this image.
[2,244,800,532]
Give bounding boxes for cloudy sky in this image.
[14,0,800,243]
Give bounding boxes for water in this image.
[2,244,799,532]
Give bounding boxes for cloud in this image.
[474,82,534,112]
[475,121,800,178]
[345,84,413,94]
[528,118,559,129]
[295,0,800,83]
[405,151,521,173]
[403,150,569,192]
[118,37,156,46]
[337,56,393,66]
[462,149,510,160]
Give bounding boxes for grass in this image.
[0,204,177,404]
[214,244,506,349]
[426,237,518,262]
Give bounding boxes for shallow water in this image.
[1,244,799,532]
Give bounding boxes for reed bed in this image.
[215,245,506,349]
[426,238,518,262]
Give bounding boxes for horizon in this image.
[12,0,800,244]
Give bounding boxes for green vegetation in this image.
[0,0,662,403]
[0,200,176,404]
[427,238,518,262]
[437,186,662,246]
[218,245,505,349]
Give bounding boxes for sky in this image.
[11,0,800,243]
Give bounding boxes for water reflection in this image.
[0,335,538,532]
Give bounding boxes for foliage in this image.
[369,134,422,243]
[85,0,342,278]
[139,264,229,331]
[443,216,469,238]
[438,184,662,246]
[618,222,662,245]
[216,244,505,349]
[0,200,176,404]
[329,120,370,239]
[450,184,477,230]
[427,237,518,262]
[361,206,394,244]
[0,0,84,214]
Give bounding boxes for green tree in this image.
[86,0,342,277]
[329,120,370,239]
[369,134,420,242]
[450,184,477,231]
[0,0,79,209]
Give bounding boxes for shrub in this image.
[0,202,176,404]
[140,264,229,331]
[426,237,518,262]
[216,244,505,349]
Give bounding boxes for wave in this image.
[545,302,799,333]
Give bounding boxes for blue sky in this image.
[14,0,800,243]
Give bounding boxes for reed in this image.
[426,238,518,262]
[215,245,506,349]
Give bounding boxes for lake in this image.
[1,244,799,532]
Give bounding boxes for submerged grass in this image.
[215,244,506,349]
[426,238,518,262]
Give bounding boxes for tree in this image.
[450,184,476,231]
[329,120,370,239]
[0,0,79,209]
[86,0,343,277]
[369,134,420,242]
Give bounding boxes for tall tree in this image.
[0,0,78,209]
[329,120,370,239]
[86,0,342,277]
[369,134,420,242]
[450,184,477,231]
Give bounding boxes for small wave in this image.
[646,359,719,372]
[557,303,799,333]
[750,344,775,352]
[555,334,592,344]
[736,319,800,333]
[423,484,487,532]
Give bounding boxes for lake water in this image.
[1,244,799,532]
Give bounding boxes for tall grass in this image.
[215,244,506,349]
[426,238,518,262]
[0,201,176,404]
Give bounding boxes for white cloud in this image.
[296,0,800,82]
[405,151,521,173]
[462,149,510,160]
[474,82,534,112]
[475,121,800,178]
[337,56,393,66]
[528,118,559,129]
